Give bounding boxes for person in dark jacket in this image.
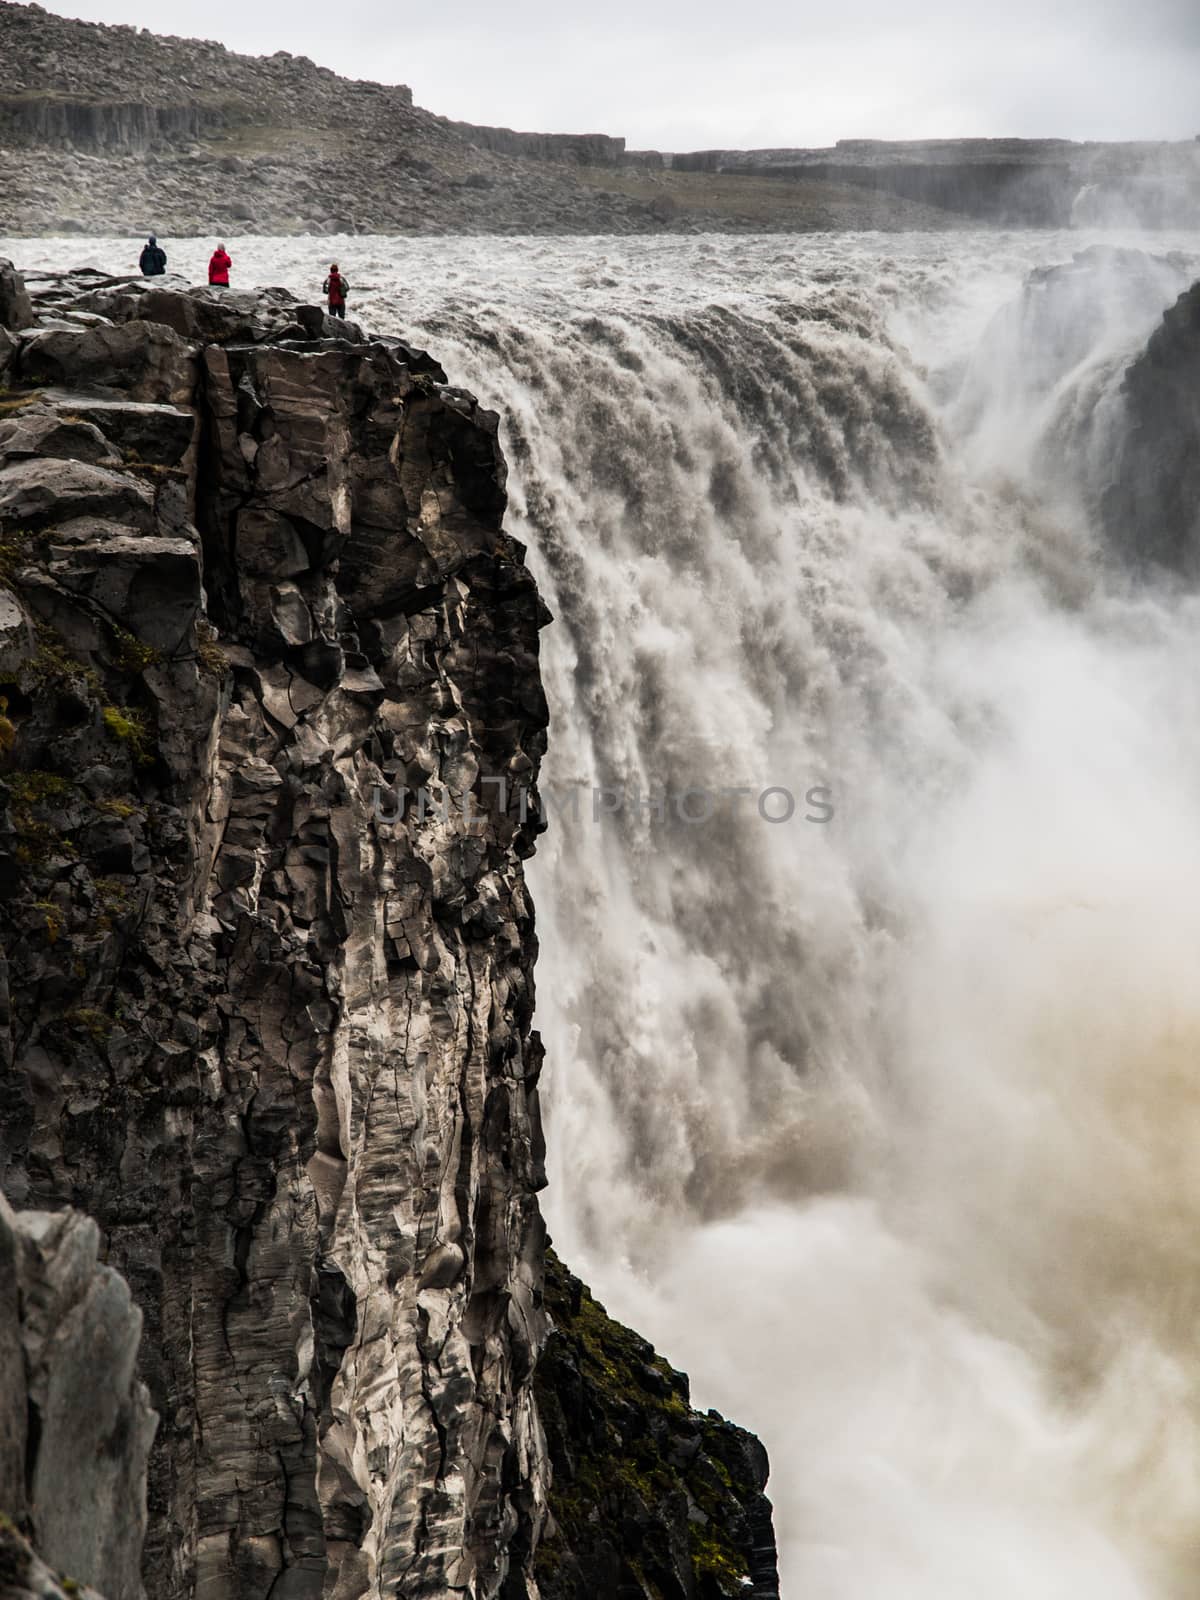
[139,235,167,276]
[323,264,348,318]
[208,244,231,287]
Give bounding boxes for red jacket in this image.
[208,249,231,286]
[324,270,347,306]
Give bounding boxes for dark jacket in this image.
[140,242,167,276]
[208,249,231,286]
[323,271,348,306]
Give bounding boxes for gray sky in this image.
[42,0,1200,148]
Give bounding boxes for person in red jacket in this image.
[208,243,231,287]
[323,263,348,319]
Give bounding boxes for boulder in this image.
[42,519,201,653]
[0,1193,157,1599]
[0,325,16,383]
[37,392,197,467]
[0,260,35,332]
[0,407,121,468]
[0,587,36,677]
[0,457,156,530]
[17,319,196,404]
[236,507,311,576]
[534,1250,780,1600]
[291,303,365,343]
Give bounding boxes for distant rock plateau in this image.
[3,0,1198,235]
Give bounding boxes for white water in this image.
[9,230,1200,1596]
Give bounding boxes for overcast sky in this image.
[42,0,1200,149]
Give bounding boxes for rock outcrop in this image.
[0,259,779,1600]
[439,124,628,168]
[534,1253,779,1600]
[0,1191,157,1600]
[1102,279,1200,576]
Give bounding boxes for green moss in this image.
[64,1008,112,1043]
[109,625,162,676]
[27,624,103,695]
[96,796,138,820]
[0,525,46,587]
[32,899,65,943]
[195,619,229,679]
[693,1523,748,1589]
[102,704,152,763]
[534,1250,759,1597]
[564,1273,689,1423]
[6,771,71,806]
[94,875,135,930]
[5,770,77,867]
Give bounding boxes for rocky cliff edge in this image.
[0,257,777,1600]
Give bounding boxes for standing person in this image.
[323,263,349,319]
[139,234,166,276]
[208,243,231,288]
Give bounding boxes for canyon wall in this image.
[0,97,229,152]
[441,123,627,167]
[0,263,551,1600]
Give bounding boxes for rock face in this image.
[1102,280,1200,575]
[0,259,552,1600]
[0,1190,157,1600]
[440,124,628,167]
[534,1254,779,1600]
[0,259,778,1599]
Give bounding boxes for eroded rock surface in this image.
[0,1190,156,1600]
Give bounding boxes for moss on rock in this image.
[533,1249,779,1600]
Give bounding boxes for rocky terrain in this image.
[3,1,1199,235]
[0,257,778,1599]
[534,1252,778,1600]
[0,1,973,235]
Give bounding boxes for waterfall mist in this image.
[8,228,1200,1594]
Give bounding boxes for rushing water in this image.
[8,229,1200,1596]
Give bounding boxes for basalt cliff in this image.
[0,259,778,1600]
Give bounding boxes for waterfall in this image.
[382,232,1200,1598]
[8,229,1200,1595]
